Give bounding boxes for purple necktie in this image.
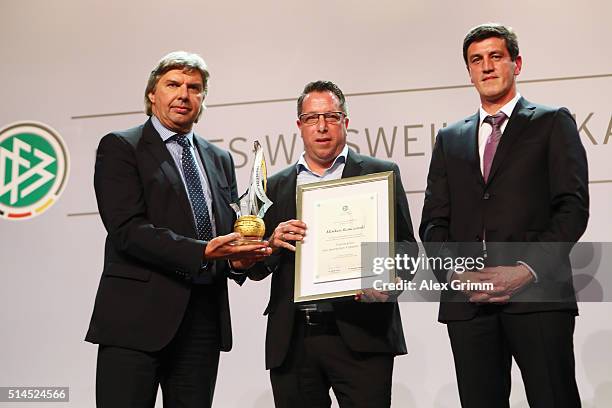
[482,112,507,182]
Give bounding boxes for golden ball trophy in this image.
[230,141,273,244]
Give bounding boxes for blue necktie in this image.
[175,134,214,242]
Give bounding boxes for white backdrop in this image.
[1,1,611,406]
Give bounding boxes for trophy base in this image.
[232,215,265,245]
[229,237,265,246]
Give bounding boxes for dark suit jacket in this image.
[86,118,239,352]
[420,97,589,322]
[249,149,416,370]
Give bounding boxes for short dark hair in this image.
[463,23,519,65]
[297,80,347,116]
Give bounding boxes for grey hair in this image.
[144,51,210,121]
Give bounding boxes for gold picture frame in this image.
[294,171,396,303]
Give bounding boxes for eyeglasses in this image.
[298,111,345,126]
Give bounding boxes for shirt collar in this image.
[478,92,521,126]
[296,144,349,175]
[151,115,195,146]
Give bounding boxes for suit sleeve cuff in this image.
[227,260,248,285]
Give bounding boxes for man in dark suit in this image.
[420,24,589,408]
[248,80,416,408]
[85,51,270,408]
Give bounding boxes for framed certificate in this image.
[294,171,396,302]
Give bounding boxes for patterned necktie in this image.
[175,134,214,241]
[482,112,508,182]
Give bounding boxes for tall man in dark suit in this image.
[249,81,416,408]
[420,24,589,408]
[85,51,270,408]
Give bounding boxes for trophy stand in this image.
[230,141,273,245]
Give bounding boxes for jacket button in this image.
[483,193,490,200]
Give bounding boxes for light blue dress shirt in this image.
[295,145,349,311]
[151,115,216,237]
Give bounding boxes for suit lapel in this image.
[141,119,196,230]
[275,167,298,221]
[193,136,233,235]
[487,97,535,184]
[460,113,483,186]
[341,149,364,178]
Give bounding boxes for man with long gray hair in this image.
[86,51,270,408]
